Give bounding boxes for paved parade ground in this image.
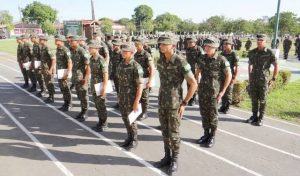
[0,52,299,176]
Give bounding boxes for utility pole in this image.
[272,0,281,49]
[91,0,95,20]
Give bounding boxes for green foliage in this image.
[41,20,56,35]
[132,5,153,32]
[154,13,182,32]
[0,10,14,31]
[269,12,299,35]
[101,18,113,34]
[118,18,136,33]
[178,19,198,33]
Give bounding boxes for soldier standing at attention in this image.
[246,34,279,126]
[16,36,29,89]
[89,41,109,132]
[154,35,197,176]
[109,39,123,109]
[70,35,91,122]
[55,35,73,112]
[283,36,292,60]
[39,35,56,104]
[185,37,204,106]
[22,34,37,92]
[219,39,239,114]
[195,37,232,148]
[245,38,252,51]
[117,43,143,151]
[133,38,155,120]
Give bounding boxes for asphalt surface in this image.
[0,52,299,176]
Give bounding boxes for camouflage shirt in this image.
[32,43,41,61]
[248,47,277,83]
[109,49,122,78]
[17,43,23,62]
[186,45,204,73]
[56,46,71,69]
[220,50,239,75]
[157,53,194,109]
[197,53,230,98]
[134,49,154,78]
[22,42,33,63]
[90,54,108,85]
[116,58,143,110]
[71,46,90,82]
[40,45,55,70]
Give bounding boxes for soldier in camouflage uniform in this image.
[88,40,109,132]
[219,39,239,114]
[92,32,110,63]
[246,34,279,126]
[16,36,29,89]
[55,35,73,111]
[22,34,37,92]
[154,35,197,176]
[70,35,91,122]
[65,34,75,90]
[31,34,46,97]
[245,38,252,51]
[185,37,204,106]
[109,39,123,109]
[133,38,155,120]
[79,36,88,51]
[39,35,56,103]
[195,37,232,148]
[117,43,144,151]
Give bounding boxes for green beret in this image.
[55,35,66,41]
[203,37,219,48]
[112,39,122,46]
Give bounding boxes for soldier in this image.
[65,33,73,50]
[195,37,232,148]
[79,36,88,51]
[55,35,73,111]
[116,43,143,150]
[246,34,279,126]
[92,31,110,63]
[22,34,37,92]
[16,35,29,89]
[234,37,242,51]
[154,35,197,176]
[105,34,113,58]
[185,37,204,106]
[133,38,155,120]
[245,38,252,51]
[31,34,45,97]
[88,41,109,132]
[295,35,300,60]
[109,39,123,109]
[39,35,56,103]
[219,39,239,114]
[70,35,91,122]
[283,36,292,60]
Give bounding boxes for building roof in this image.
[14,22,41,29]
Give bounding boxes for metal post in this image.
[272,0,281,49]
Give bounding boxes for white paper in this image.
[34,61,41,69]
[143,77,155,89]
[272,49,280,59]
[94,80,114,96]
[57,69,72,79]
[128,103,142,125]
[23,62,30,70]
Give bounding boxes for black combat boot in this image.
[120,133,132,148]
[154,144,171,168]
[58,104,66,111]
[36,89,46,97]
[138,105,148,121]
[126,132,138,151]
[246,112,258,124]
[21,82,29,89]
[44,94,54,104]
[70,84,75,91]
[196,129,210,145]
[28,84,37,92]
[205,127,216,148]
[168,151,178,176]
[76,109,88,122]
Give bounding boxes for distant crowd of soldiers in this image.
[15,31,279,175]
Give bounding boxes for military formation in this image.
[15,32,280,176]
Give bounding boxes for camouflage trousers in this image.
[92,92,107,126]
[198,94,218,130]
[35,68,45,91]
[27,68,37,86]
[140,88,149,114]
[42,70,55,96]
[249,83,268,118]
[75,82,89,111]
[221,84,233,110]
[187,82,197,103]
[158,109,181,155]
[58,79,72,106]
[120,110,138,141]
[19,66,29,84]
[113,77,119,93]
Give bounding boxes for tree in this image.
[269,11,299,35]
[22,1,57,33]
[41,20,56,35]
[132,5,153,32]
[178,19,198,33]
[100,18,113,34]
[154,13,182,32]
[118,18,136,33]
[0,10,14,31]
[205,16,226,33]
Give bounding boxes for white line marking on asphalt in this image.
[0,104,74,176]
[0,75,166,176]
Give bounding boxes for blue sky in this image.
[1,0,300,23]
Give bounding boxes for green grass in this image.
[240,80,300,123]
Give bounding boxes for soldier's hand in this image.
[178,105,185,119]
[62,75,68,80]
[268,80,274,87]
[217,91,225,103]
[81,79,86,85]
[133,101,139,112]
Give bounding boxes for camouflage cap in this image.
[16,36,21,40]
[30,33,38,38]
[203,37,219,48]
[134,37,144,44]
[88,40,101,49]
[66,33,74,38]
[257,34,267,40]
[121,43,135,52]
[70,35,81,41]
[186,37,197,43]
[223,38,234,45]
[157,35,175,45]
[112,39,122,46]
[21,34,30,39]
[39,35,49,41]
[55,34,66,41]
[79,36,87,41]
